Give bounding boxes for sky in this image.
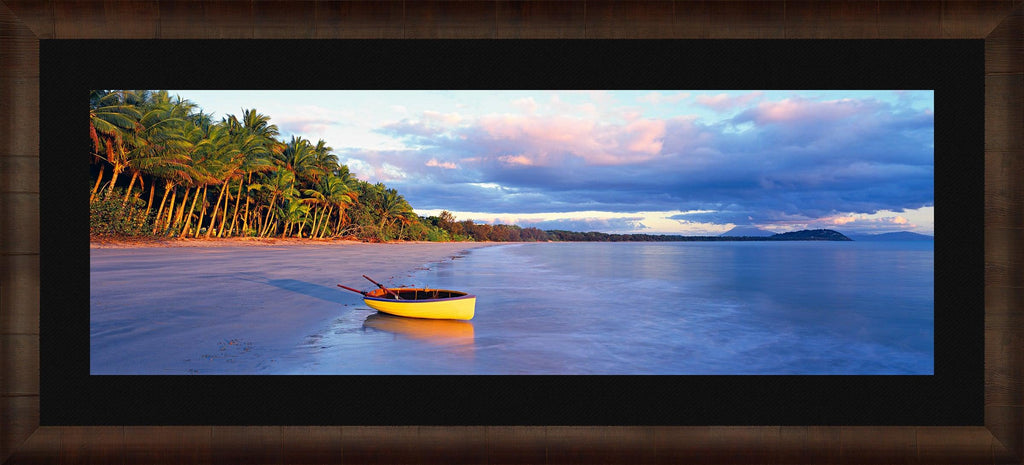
[167,90,935,235]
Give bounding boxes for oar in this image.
[363,275,403,300]
[337,284,368,296]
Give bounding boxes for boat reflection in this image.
[362,313,475,349]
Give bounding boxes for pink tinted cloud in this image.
[694,92,763,111]
[623,119,666,154]
[426,158,458,169]
[473,113,668,166]
[741,97,876,124]
[638,92,690,104]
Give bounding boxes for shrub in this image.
[90,189,154,237]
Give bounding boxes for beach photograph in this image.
[90,90,935,375]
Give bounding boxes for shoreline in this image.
[89,236,502,249]
[90,240,503,374]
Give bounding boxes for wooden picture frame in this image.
[2,1,1021,463]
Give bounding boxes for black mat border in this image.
[40,39,983,426]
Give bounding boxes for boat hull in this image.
[363,288,476,320]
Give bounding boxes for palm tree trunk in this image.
[123,171,140,203]
[241,196,251,236]
[298,209,311,238]
[262,193,278,235]
[308,209,319,238]
[173,187,191,229]
[144,182,156,220]
[164,187,178,234]
[91,165,105,202]
[216,191,231,237]
[225,177,244,237]
[107,165,124,197]
[320,206,333,238]
[193,185,209,238]
[154,182,173,234]
[205,182,228,238]
[179,186,202,238]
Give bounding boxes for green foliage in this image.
[90,189,154,237]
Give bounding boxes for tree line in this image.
[89,90,552,243]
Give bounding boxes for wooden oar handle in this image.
[362,275,403,300]
[337,284,367,295]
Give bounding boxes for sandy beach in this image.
[90,241,498,374]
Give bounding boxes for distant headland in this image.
[545,229,852,242]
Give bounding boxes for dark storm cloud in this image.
[344,96,934,221]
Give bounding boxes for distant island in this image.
[545,229,852,242]
[847,231,934,241]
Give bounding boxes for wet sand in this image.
[90,241,497,374]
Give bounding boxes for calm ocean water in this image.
[302,241,933,375]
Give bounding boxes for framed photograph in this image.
[2,2,1021,464]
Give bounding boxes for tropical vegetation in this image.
[89,90,549,243]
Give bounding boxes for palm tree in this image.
[89,90,141,201]
[120,96,192,207]
[309,139,339,184]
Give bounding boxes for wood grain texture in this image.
[0,0,53,40]
[253,1,316,39]
[706,1,785,39]
[986,74,1024,152]
[942,0,1017,38]
[124,426,213,465]
[280,426,342,465]
[0,396,38,464]
[0,254,39,336]
[404,1,496,39]
[651,426,780,464]
[878,0,943,38]
[157,1,253,39]
[340,426,488,464]
[0,2,39,78]
[584,0,676,38]
[987,321,1024,407]
[828,1,879,38]
[0,193,39,255]
[987,405,1024,459]
[0,156,38,194]
[496,1,586,39]
[986,151,1024,229]
[313,1,404,39]
[777,426,842,464]
[545,426,655,464]
[784,0,831,39]
[4,427,59,465]
[985,9,1024,74]
[0,1,1019,464]
[58,427,125,465]
[210,426,283,465]
[485,426,547,465]
[0,334,38,396]
[53,0,158,39]
[0,77,40,157]
[839,427,917,465]
[917,427,997,464]
[986,226,1024,289]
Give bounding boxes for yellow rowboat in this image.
[338,277,476,320]
[362,287,476,320]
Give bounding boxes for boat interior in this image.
[370,289,468,300]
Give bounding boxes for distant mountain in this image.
[769,229,852,241]
[720,226,774,237]
[848,231,934,241]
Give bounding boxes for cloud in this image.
[426,158,458,169]
[694,92,763,111]
[344,93,933,234]
[638,92,691,105]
